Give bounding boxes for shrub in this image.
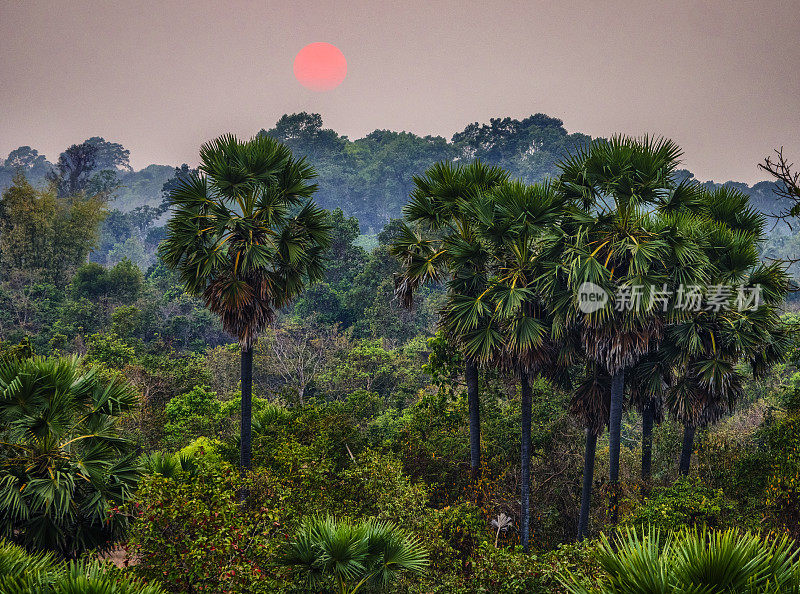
[178,436,224,465]
[624,477,735,531]
[464,541,595,594]
[127,461,281,593]
[763,413,800,537]
[163,385,227,449]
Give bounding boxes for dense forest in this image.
[0,112,789,260]
[3,117,800,593]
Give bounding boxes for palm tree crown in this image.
[159,133,330,348]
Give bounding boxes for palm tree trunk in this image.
[520,373,532,553]
[679,423,696,476]
[577,428,598,541]
[240,345,253,473]
[608,368,625,524]
[466,360,480,480]
[641,399,654,482]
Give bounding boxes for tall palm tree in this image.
[0,356,139,558]
[665,187,790,475]
[444,180,572,552]
[555,136,704,528]
[391,160,508,480]
[627,352,668,481]
[160,134,330,472]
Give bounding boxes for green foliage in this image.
[435,502,488,561]
[0,538,165,593]
[163,385,226,449]
[460,541,595,594]
[73,259,143,304]
[85,332,137,368]
[281,515,429,593]
[625,477,735,532]
[0,356,140,558]
[128,461,280,593]
[321,339,416,401]
[0,173,106,287]
[111,305,142,337]
[178,436,224,465]
[761,411,800,537]
[561,527,800,594]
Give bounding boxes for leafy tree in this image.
[51,142,98,197]
[261,320,346,405]
[84,136,132,172]
[0,173,106,288]
[452,114,590,180]
[159,134,330,471]
[0,356,140,558]
[321,339,411,401]
[0,146,53,189]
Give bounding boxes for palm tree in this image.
[555,136,704,529]
[159,134,330,472]
[665,186,790,475]
[444,180,572,552]
[627,352,669,481]
[281,516,429,594]
[0,356,139,558]
[572,364,610,540]
[391,160,509,480]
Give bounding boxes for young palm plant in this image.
[560,527,800,594]
[159,134,330,472]
[0,356,139,558]
[281,516,429,594]
[391,160,509,479]
[0,538,165,593]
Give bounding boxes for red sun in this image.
[293,42,347,91]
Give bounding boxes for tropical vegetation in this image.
[0,119,799,591]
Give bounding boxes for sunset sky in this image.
[1,0,797,184]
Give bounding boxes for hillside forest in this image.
[2,114,800,593]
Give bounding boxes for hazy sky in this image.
[1,0,798,184]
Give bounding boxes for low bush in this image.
[624,477,735,531]
[126,461,282,593]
